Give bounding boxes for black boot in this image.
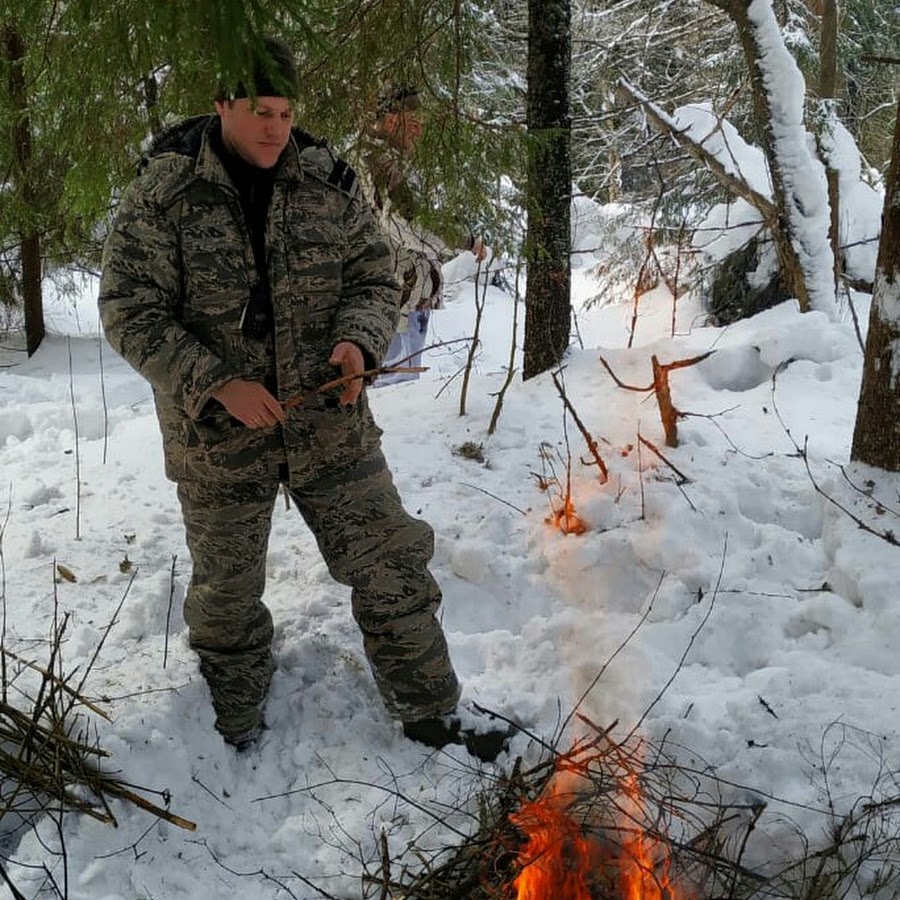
[403,705,515,763]
[223,721,264,753]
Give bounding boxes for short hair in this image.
[216,35,299,101]
[377,83,420,117]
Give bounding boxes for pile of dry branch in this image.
[369,715,900,900]
[0,609,194,841]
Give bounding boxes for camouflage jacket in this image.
[99,115,401,485]
[360,143,449,319]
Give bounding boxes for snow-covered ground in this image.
[1,211,899,897]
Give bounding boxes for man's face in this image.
[382,109,423,156]
[215,97,294,169]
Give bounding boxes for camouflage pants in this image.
[177,449,460,739]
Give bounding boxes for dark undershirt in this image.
[210,126,279,340]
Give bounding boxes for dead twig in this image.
[637,434,691,485]
[771,367,899,546]
[799,438,899,546]
[163,554,176,669]
[460,257,487,417]
[600,352,713,447]
[488,255,523,435]
[283,336,479,409]
[283,366,427,409]
[551,370,609,483]
[638,432,697,512]
[0,578,196,835]
[458,483,529,517]
[628,534,724,738]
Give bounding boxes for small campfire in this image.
[384,719,729,899]
[547,496,589,536]
[374,719,900,899]
[510,735,694,900]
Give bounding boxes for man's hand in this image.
[212,379,285,428]
[329,342,365,406]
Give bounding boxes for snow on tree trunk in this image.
[727,0,837,315]
[851,100,900,470]
[816,0,842,291]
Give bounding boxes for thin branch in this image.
[163,555,176,670]
[560,572,666,739]
[65,337,82,540]
[599,356,653,392]
[616,77,777,226]
[458,483,528,516]
[800,438,899,546]
[551,370,609,482]
[628,533,725,737]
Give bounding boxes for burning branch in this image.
[535,442,590,536]
[599,351,714,447]
[355,560,900,900]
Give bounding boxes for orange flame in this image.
[546,497,589,535]
[512,758,691,900]
[618,773,682,900]
[511,775,597,900]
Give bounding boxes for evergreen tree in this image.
[0,0,518,351]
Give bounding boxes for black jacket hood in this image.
[139,114,324,173]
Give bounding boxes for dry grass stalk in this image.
[534,441,589,536]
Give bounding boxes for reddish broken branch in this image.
[637,434,691,484]
[551,372,609,483]
[599,351,713,447]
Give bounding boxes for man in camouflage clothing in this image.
[99,36,508,760]
[363,84,485,387]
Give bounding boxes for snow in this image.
[685,102,882,286]
[0,47,895,891]
[676,103,771,199]
[747,0,836,314]
[686,78,884,294]
[1,187,898,897]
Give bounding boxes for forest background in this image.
[2,0,897,350]
[2,2,900,899]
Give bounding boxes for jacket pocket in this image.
[284,393,382,476]
[183,407,274,474]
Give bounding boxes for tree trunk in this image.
[730,0,812,311]
[707,0,840,312]
[818,0,838,98]
[850,100,900,469]
[523,0,571,381]
[143,74,163,137]
[2,23,44,356]
[819,0,842,290]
